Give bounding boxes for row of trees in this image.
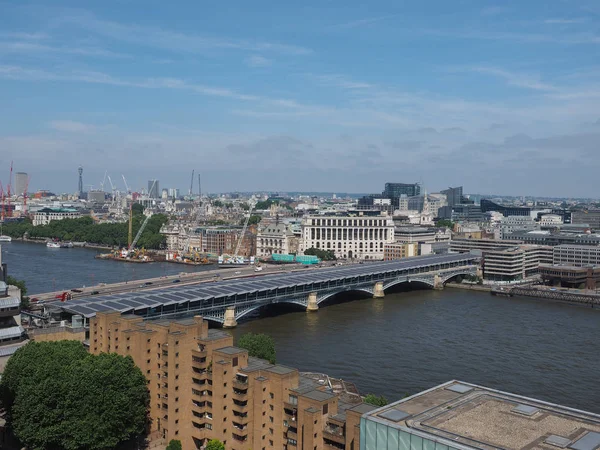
[0,341,149,450]
[2,211,168,249]
[304,247,337,261]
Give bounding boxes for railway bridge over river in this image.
[55,254,479,327]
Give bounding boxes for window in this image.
[288,395,298,405]
[232,357,238,367]
[270,393,274,399]
[323,403,328,414]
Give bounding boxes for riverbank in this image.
[7,237,114,251]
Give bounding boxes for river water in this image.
[0,241,214,294]
[2,241,599,413]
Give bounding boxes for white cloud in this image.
[328,16,397,30]
[459,66,559,91]
[57,11,312,56]
[0,41,130,58]
[48,120,96,133]
[544,18,587,24]
[245,55,272,67]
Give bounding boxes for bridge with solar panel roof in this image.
[53,253,478,327]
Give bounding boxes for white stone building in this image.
[33,207,82,226]
[299,213,395,260]
[256,222,296,258]
[540,214,563,228]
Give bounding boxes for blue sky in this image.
[1,0,599,197]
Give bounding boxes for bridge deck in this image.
[56,254,478,319]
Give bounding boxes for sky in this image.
[1,0,599,197]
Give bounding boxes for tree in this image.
[5,276,29,309]
[131,203,145,215]
[364,394,388,407]
[206,439,225,450]
[0,341,149,450]
[436,219,454,229]
[304,247,336,261]
[166,439,183,450]
[213,200,224,208]
[238,333,276,364]
[240,215,262,226]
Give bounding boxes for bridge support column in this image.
[373,281,385,298]
[476,266,483,279]
[307,292,319,312]
[434,274,444,290]
[223,307,237,328]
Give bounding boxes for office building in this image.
[383,242,418,260]
[148,180,160,198]
[481,245,552,282]
[87,190,106,203]
[299,212,395,260]
[572,210,600,229]
[33,207,82,226]
[383,183,421,199]
[440,186,463,208]
[14,172,28,197]
[256,222,297,258]
[450,204,483,223]
[539,214,563,228]
[90,312,373,450]
[540,265,600,289]
[502,231,600,246]
[361,380,600,450]
[450,238,520,254]
[552,244,600,267]
[500,216,538,239]
[480,199,531,217]
[168,188,180,199]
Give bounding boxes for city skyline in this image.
[1,0,599,196]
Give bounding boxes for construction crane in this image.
[5,161,13,217]
[22,175,31,216]
[233,202,254,261]
[128,214,151,254]
[121,174,131,194]
[100,170,107,192]
[0,181,4,221]
[189,169,195,196]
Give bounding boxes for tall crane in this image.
[22,175,31,216]
[121,174,131,194]
[5,161,13,217]
[128,214,151,254]
[234,202,254,261]
[100,170,108,192]
[189,170,195,196]
[0,181,4,221]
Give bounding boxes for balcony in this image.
[323,438,346,450]
[233,376,248,389]
[232,433,248,442]
[232,422,247,432]
[232,388,248,400]
[323,426,346,445]
[232,411,249,424]
[287,427,298,440]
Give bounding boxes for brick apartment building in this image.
[90,312,374,450]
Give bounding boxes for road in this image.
[33,262,334,302]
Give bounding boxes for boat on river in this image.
[0,224,11,242]
[46,241,61,248]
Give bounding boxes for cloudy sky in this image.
[1,0,599,197]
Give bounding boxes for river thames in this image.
[2,241,599,413]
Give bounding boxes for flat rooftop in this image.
[365,381,600,450]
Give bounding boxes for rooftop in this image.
[215,346,246,355]
[365,381,600,450]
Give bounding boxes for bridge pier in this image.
[373,281,385,298]
[307,292,319,312]
[223,307,238,328]
[434,274,444,290]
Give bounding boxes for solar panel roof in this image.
[56,253,477,318]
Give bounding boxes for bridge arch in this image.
[234,299,308,321]
[383,278,435,290]
[439,270,477,285]
[317,288,374,305]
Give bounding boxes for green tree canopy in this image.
[206,439,225,450]
[238,333,276,364]
[363,394,388,407]
[0,341,149,450]
[166,440,183,450]
[303,247,336,261]
[436,219,454,229]
[240,214,262,226]
[0,212,168,249]
[212,200,224,208]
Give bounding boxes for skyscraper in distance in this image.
[78,166,83,196]
[14,172,28,197]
